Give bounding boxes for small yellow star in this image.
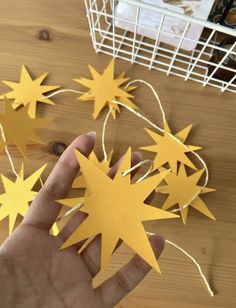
[141,122,201,174]
[0,164,47,234]
[0,65,60,118]
[75,59,138,119]
[157,164,216,224]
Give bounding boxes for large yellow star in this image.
[0,101,50,157]
[0,65,60,118]
[74,59,138,119]
[60,148,178,272]
[0,164,47,234]
[157,165,216,224]
[140,122,201,174]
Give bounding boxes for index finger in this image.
[23,132,96,230]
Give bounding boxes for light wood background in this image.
[0,1,235,307]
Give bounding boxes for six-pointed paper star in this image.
[0,164,47,234]
[72,150,113,189]
[0,65,60,118]
[0,101,50,157]
[157,165,216,224]
[59,148,178,273]
[140,122,201,174]
[74,59,138,119]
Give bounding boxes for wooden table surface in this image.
[0,1,235,307]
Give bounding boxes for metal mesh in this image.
[84,0,236,93]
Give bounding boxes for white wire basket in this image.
[84,0,236,93]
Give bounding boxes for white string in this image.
[101,107,155,182]
[0,123,19,178]
[113,99,164,134]
[122,159,154,183]
[42,89,84,100]
[146,231,214,297]
[102,108,113,162]
[124,79,166,123]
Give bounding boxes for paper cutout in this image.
[72,150,113,189]
[0,164,47,234]
[0,101,50,157]
[0,65,60,118]
[140,122,201,174]
[74,59,138,119]
[157,165,216,224]
[60,148,178,272]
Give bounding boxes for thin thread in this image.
[39,177,44,188]
[122,159,154,183]
[0,123,19,178]
[102,108,113,162]
[102,107,154,182]
[146,231,214,297]
[42,89,84,100]
[56,203,83,223]
[124,79,166,123]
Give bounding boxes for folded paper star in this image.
[72,150,113,189]
[0,101,50,157]
[74,59,138,119]
[157,165,216,224]
[60,148,178,273]
[0,164,47,234]
[141,122,201,174]
[0,65,60,118]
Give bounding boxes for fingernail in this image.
[133,151,143,160]
[86,131,96,141]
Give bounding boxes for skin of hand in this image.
[0,132,165,308]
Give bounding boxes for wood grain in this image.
[0,1,235,307]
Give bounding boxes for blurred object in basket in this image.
[115,0,215,51]
[209,0,236,29]
[208,36,236,81]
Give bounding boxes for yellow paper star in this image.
[72,150,113,189]
[0,65,60,118]
[140,122,201,174]
[0,101,50,157]
[157,165,216,224]
[74,59,138,119]
[0,164,47,234]
[60,148,178,272]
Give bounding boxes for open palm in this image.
[0,133,164,308]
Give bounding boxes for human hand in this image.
[0,132,165,308]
